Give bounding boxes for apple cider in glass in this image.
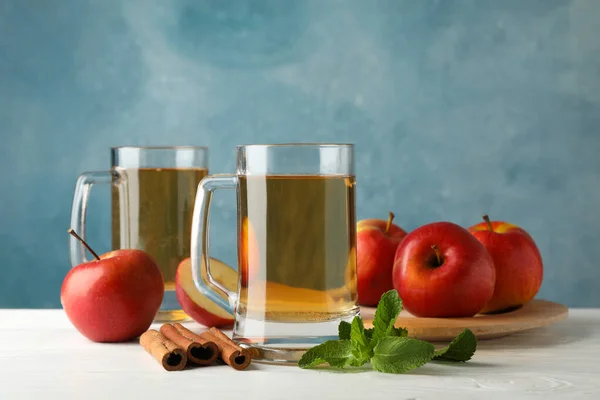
[111,167,209,321]
[190,143,357,363]
[236,174,358,337]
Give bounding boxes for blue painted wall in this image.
[1,0,599,308]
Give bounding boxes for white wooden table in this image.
[0,309,598,399]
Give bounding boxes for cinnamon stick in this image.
[201,327,252,370]
[162,323,218,365]
[140,329,187,371]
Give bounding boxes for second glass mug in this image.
[69,146,209,322]
[191,143,359,363]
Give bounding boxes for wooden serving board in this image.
[360,299,568,342]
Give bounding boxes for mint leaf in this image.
[391,326,408,337]
[349,316,371,366]
[371,290,403,347]
[350,317,368,348]
[338,321,351,340]
[371,337,435,374]
[433,329,477,362]
[298,340,353,368]
[367,326,406,339]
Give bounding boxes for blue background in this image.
[1,0,599,308]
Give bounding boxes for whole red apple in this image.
[61,237,164,343]
[468,215,543,314]
[357,212,407,306]
[392,221,495,318]
[175,257,236,327]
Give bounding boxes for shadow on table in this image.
[476,315,596,350]
[307,365,372,374]
[299,362,503,376]
[400,361,505,377]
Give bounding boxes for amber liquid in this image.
[111,167,208,321]
[237,175,358,324]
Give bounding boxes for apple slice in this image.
[239,216,260,287]
[175,257,237,327]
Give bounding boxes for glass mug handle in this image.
[191,174,239,314]
[69,171,114,266]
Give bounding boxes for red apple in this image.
[239,216,260,287]
[356,212,407,306]
[468,215,543,314]
[61,240,164,343]
[392,221,495,318]
[175,257,236,327]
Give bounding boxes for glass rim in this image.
[111,145,209,151]
[236,142,353,149]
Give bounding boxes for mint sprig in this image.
[298,289,478,374]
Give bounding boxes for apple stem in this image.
[431,244,443,266]
[68,229,101,261]
[483,214,494,232]
[385,212,395,234]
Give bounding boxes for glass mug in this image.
[191,143,359,363]
[69,146,209,322]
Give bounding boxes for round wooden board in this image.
[360,299,568,342]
